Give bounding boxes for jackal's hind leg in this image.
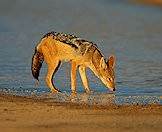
[45,61,61,93]
[71,61,78,95]
[79,66,90,93]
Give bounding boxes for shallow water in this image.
[0,0,162,105]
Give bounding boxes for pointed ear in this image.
[100,57,107,69]
[107,55,116,69]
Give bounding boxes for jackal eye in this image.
[108,77,113,82]
[108,78,111,82]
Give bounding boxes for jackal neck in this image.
[92,49,103,75]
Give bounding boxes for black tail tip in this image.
[32,70,39,81]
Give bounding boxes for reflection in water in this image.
[70,93,115,105]
[33,92,161,105]
[1,87,160,105]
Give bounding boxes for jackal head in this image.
[99,55,116,92]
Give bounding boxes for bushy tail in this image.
[31,47,44,81]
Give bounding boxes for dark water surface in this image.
[0,0,162,105]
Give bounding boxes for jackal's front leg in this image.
[79,66,90,93]
[71,61,78,95]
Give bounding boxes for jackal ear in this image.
[107,55,116,69]
[100,57,107,69]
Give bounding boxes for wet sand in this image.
[0,93,162,132]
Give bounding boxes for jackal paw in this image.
[51,88,61,93]
[85,89,91,93]
[85,89,93,94]
[71,91,77,97]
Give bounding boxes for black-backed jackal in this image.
[31,32,116,94]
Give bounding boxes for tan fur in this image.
[32,34,116,94]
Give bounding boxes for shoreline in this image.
[0,93,162,132]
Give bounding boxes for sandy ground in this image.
[0,93,162,132]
